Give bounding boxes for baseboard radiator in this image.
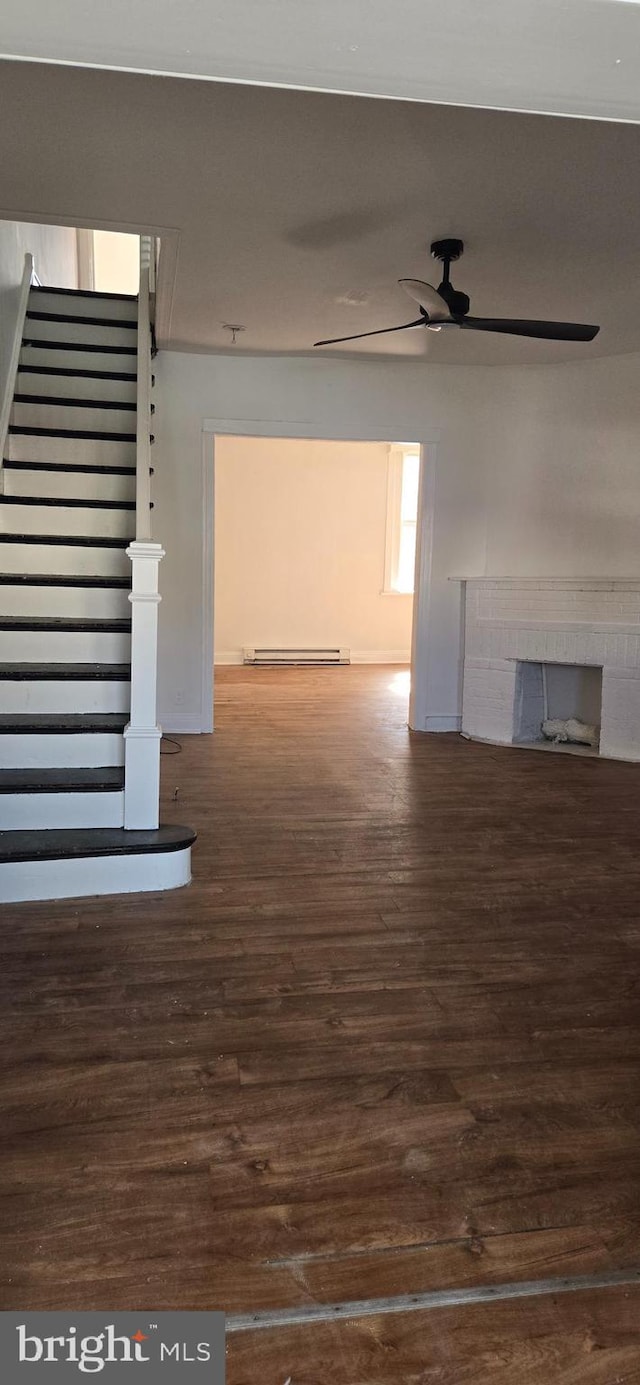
[243,647,351,666]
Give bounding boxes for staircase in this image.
[0,276,195,902]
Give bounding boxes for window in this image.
[383,444,421,595]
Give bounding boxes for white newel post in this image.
[124,543,164,827]
[123,234,163,829]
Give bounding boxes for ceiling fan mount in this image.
[430,237,464,264]
[313,234,599,350]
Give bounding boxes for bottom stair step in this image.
[0,824,196,902]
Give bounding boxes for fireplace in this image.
[456,578,640,762]
[513,661,602,753]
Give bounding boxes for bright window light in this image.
[383,444,421,595]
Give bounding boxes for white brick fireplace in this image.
[458,579,640,761]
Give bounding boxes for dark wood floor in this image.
[2,666,640,1380]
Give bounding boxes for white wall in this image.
[154,347,640,735]
[0,220,77,450]
[214,435,413,663]
[485,353,640,577]
[154,351,498,732]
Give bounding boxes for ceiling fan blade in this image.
[458,316,599,342]
[398,279,446,316]
[314,317,425,347]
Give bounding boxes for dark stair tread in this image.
[18,365,137,381]
[9,425,136,442]
[21,340,137,356]
[0,766,124,793]
[0,824,196,864]
[3,460,136,476]
[0,713,127,733]
[0,533,132,548]
[1,494,135,511]
[26,310,137,329]
[0,616,131,632]
[31,286,136,303]
[14,393,136,411]
[0,573,130,589]
[0,663,130,680]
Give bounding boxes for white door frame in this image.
[200,418,440,734]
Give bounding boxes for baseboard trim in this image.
[351,650,411,664]
[424,715,462,732]
[160,713,204,734]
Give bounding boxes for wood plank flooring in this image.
[2,666,640,1379]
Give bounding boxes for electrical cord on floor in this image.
[161,736,183,755]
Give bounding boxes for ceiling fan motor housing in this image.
[430,238,469,316]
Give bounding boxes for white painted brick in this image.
[461,578,640,760]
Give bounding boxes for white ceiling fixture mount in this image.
[223,323,246,344]
[315,240,601,348]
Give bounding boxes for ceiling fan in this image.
[314,239,600,347]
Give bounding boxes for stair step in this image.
[0,616,131,633]
[0,713,127,733]
[21,338,137,356]
[0,823,195,863]
[0,533,131,548]
[14,393,136,411]
[0,663,130,680]
[27,309,137,330]
[31,286,136,303]
[23,319,138,351]
[1,495,135,511]
[9,425,137,442]
[3,460,136,476]
[0,766,124,793]
[0,573,130,588]
[11,401,140,436]
[7,431,136,467]
[20,347,138,381]
[17,368,137,406]
[0,825,195,903]
[18,364,137,381]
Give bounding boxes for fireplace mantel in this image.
[456,576,640,761]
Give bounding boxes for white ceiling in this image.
[3,60,640,364]
[2,0,640,124]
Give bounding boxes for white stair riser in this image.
[0,503,133,539]
[0,542,129,577]
[20,346,137,375]
[4,631,131,662]
[1,585,130,619]
[0,733,124,769]
[17,371,137,404]
[0,846,191,904]
[7,433,136,467]
[11,402,137,435]
[4,469,135,503]
[24,316,137,349]
[0,681,130,714]
[30,292,137,322]
[0,790,124,830]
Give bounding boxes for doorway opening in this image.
[211,434,425,725]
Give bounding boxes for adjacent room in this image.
[1,21,640,1382]
[213,433,419,699]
